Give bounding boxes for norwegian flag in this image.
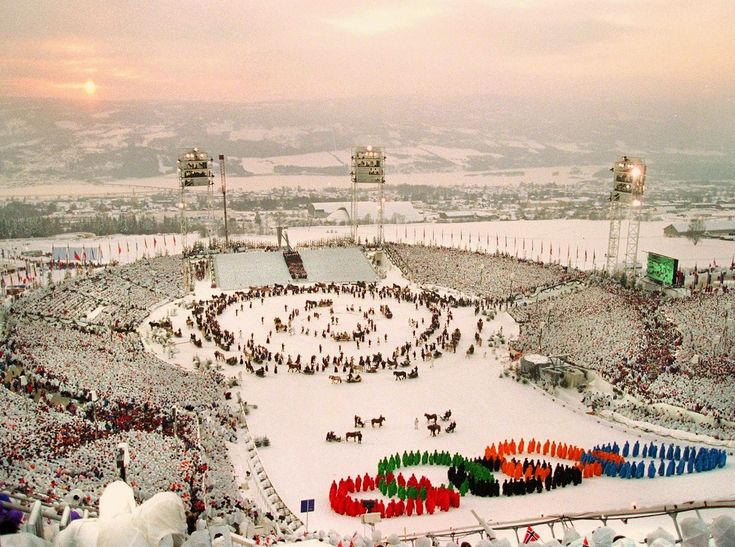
[523,526,540,543]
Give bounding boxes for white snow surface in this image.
[141,257,735,544]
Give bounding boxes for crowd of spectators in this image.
[389,244,735,440]
[508,279,735,438]
[0,255,244,525]
[13,256,185,331]
[2,244,735,544]
[388,244,580,303]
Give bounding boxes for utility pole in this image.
[219,154,229,249]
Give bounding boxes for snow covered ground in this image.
[2,219,731,275]
[141,256,735,544]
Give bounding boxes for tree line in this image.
[0,202,196,239]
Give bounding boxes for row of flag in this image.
[50,234,178,262]
[398,225,599,265]
[0,236,179,291]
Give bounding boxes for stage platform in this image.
[214,247,378,290]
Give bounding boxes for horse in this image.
[329,375,342,384]
[226,356,238,366]
[445,421,457,433]
[255,368,265,378]
[393,371,407,381]
[288,363,301,373]
[427,423,441,437]
[214,350,225,361]
[346,374,362,383]
[371,415,385,428]
[441,409,452,421]
[424,413,438,423]
[345,431,362,443]
[407,367,419,379]
[354,415,365,428]
[326,431,342,442]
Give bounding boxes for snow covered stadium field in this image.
[142,251,735,544]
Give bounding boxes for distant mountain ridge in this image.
[0,96,733,184]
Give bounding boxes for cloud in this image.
[326,1,444,36]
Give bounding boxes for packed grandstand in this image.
[1,242,734,545]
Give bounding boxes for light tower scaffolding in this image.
[606,155,647,281]
[177,148,214,251]
[350,146,386,246]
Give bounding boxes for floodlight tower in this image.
[350,146,386,246]
[219,154,229,249]
[606,156,647,280]
[177,148,214,249]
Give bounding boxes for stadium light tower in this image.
[177,148,214,249]
[606,155,647,281]
[350,145,386,246]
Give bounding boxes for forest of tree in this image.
[0,202,190,239]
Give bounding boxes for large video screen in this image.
[647,252,678,285]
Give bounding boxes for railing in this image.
[399,498,735,545]
[239,403,303,533]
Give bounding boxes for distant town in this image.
[1,176,735,241]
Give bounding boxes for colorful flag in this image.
[523,526,540,543]
[74,251,81,262]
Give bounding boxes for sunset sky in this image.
[2,0,733,104]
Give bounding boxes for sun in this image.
[83,80,97,96]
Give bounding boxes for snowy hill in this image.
[1,96,733,185]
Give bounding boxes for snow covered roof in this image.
[522,353,551,365]
[311,201,423,223]
[665,221,735,234]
